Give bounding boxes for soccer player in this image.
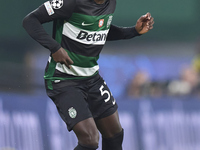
[23,0,154,149]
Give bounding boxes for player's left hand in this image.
[135,12,154,34]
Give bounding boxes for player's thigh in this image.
[49,87,93,131]
[95,110,122,138]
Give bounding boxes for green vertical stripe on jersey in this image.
[68,13,113,31]
[44,58,56,90]
[45,19,64,90]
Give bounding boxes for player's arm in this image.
[23,6,60,53]
[23,0,76,53]
[107,25,141,41]
[107,12,154,41]
[23,0,75,68]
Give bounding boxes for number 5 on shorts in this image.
[99,83,111,103]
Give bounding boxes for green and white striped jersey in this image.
[43,0,116,89]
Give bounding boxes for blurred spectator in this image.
[148,81,166,98]
[127,70,166,99]
[127,70,150,98]
[167,65,200,97]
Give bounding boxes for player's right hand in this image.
[52,47,74,69]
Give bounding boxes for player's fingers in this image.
[147,19,154,27]
[145,12,151,20]
[144,22,153,31]
[66,56,74,65]
[139,13,151,23]
[147,23,153,29]
[149,17,154,24]
[146,17,154,25]
[149,26,153,30]
[150,20,154,26]
[62,60,71,69]
[139,14,148,22]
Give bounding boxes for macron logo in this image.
[82,22,94,26]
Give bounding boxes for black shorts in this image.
[45,73,118,131]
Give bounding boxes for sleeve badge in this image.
[51,0,64,9]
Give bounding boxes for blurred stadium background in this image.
[0,0,200,150]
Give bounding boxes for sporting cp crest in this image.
[68,107,77,118]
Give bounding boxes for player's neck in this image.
[94,0,107,4]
